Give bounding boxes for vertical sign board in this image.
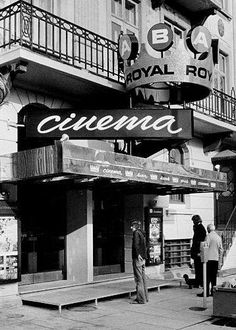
[145,207,163,266]
[0,216,18,283]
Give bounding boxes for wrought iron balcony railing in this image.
[0,0,123,83]
[189,88,236,126]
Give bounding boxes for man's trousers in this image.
[207,260,218,296]
[132,258,148,303]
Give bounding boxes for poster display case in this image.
[0,216,18,283]
[145,207,163,266]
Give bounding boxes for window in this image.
[164,18,185,58]
[219,0,228,11]
[125,0,136,26]
[214,52,229,117]
[220,166,234,197]
[219,53,227,92]
[111,0,139,42]
[112,22,121,43]
[169,148,184,203]
[112,0,122,17]
[214,52,228,93]
[164,18,185,49]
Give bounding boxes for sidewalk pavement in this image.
[0,281,232,330]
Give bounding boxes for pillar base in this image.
[0,282,22,308]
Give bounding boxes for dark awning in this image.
[212,149,236,162]
[0,141,227,194]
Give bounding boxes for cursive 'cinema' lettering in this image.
[37,114,182,135]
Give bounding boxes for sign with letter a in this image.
[187,26,212,53]
[118,34,138,60]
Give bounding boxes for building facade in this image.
[0,0,233,302]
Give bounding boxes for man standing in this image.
[202,224,223,297]
[130,220,148,304]
[190,215,206,288]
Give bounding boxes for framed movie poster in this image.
[145,208,163,266]
[0,216,18,283]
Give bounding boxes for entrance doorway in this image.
[215,164,236,229]
[17,103,66,284]
[93,189,124,275]
[18,182,66,284]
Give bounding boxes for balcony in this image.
[165,0,222,24]
[0,0,235,142]
[189,89,236,138]
[165,0,221,14]
[0,0,126,106]
[166,0,221,12]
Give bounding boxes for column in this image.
[124,194,144,273]
[66,189,93,283]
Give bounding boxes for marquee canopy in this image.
[0,141,227,195]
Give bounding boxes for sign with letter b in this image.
[147,23,173,51]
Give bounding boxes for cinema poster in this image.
[0,216,18,283]
[145,208,163,266]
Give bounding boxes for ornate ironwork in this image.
[189,88,236,125]
[0,0,123,83]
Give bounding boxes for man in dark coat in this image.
[130,220,148,304]
[190,214,206,288]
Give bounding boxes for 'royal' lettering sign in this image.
[118,23,217,103]
[25,108,193,139]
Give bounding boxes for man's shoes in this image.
[197,292,210,297]
[130,299,145,304]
